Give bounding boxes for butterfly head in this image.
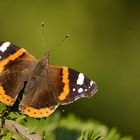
[35,54,50,70]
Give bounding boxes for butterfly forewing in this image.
[0,41,37,105]
[54,67,97,105]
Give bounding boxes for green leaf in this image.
[0,103,6,113]
[1,132,12,140]
[77,129,101,140]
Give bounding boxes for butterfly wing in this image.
[20,57,59,118]
[55,67,97,105]
[0,41,37,106]
[20,56,97,118]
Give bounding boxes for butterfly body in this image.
[0,41,97,118]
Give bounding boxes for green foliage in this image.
[0,104,134,140]
[1,132,13,140]
[77,129,101,140]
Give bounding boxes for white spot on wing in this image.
[0,42,11,52]
[78,88,83,93]
[72,88,76,91]
[85,89,87,91]
[0,56,1,59]
[90,81,94,86]
[77,73,85,85]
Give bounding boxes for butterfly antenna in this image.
[45,34,69,65]
[41,21,47,53]
[49,33,70,53]
[41,22,69,59]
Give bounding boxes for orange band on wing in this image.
[58,67,70,101]
[0,85,14,105]
[20,104,58,118]
[0,48,26,73]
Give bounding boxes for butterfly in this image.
[0,41,97,118]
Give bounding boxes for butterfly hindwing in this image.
[20,57,59,118]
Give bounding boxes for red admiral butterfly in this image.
[0,41,97,118]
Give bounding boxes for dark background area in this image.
[0,0,140,139]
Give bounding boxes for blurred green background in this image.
[0,0,140,139]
